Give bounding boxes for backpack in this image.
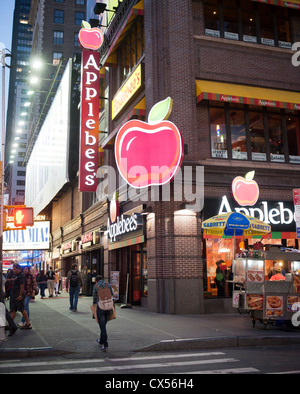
[69,271,79,288]
[96,283,114,311]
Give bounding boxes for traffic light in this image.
[13,207,34,227]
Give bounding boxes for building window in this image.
[76,0,85,4]
[74,32,79,47]
[204,0,294,48]
[209,103,300,164]
[75,11,85,25]
[55,0,65,3]
[53,52,62,65]
[54,9,64,24]
[53,31,64,45]
[210,106,228,159]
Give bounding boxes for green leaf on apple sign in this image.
[81,20,91,29]
[148,97,173,124]
[245,170,255,180]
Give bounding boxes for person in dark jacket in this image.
[36,270,48,299]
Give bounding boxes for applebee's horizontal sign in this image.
[78,21,103,192]
[115,97,184,189]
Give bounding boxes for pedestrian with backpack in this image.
[93,275,114,352]
[66,264,83,312]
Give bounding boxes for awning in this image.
[204,232,297,239]
[196,80,300,110]
[253,0,300,10]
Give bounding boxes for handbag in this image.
[108,305,117,321]
[96,283,114,311]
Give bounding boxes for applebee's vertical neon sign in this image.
[78,21,103,192]
[115,97,184,189]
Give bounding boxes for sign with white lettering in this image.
[293,189,300,238]
[3,221,50,251]
[204,197,296,233]
[107,214,143,243]
[79,50,101,191]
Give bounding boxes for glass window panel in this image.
[259,4,274,46]
[249,109,266,161]
[204,0,220,37]
[210,106,228,158]
[286,115,300,164]
[223,0,239,40]
[241,0,257,43]
[277,8,291,48]
[268,113,284,162]
[230,109,248,160]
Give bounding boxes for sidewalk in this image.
[0,293,300,358]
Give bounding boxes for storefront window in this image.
[204,0,220,37]
[230,108,247,160]
[205,238,234,298]
[286,115,300,164]
[268,112,284,162]
[223,0,239,40]
[249,109,266,161]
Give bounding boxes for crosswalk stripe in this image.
[0,358,105,369]
[111,352,226,362]
[9,357,239,374]
[173,367,260,374]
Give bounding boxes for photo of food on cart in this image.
[247,294,263,310]
[266,296,284,317]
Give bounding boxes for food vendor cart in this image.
[232,251,300,329]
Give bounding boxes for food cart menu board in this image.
[246,260,264,283]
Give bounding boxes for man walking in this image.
[66,264,83,312]
[46,267,55,298]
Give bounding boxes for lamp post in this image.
[0,47,12,293]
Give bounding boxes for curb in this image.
[0,347,71,359]
[138,335,300,352]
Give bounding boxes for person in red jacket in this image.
[270,266,286,281]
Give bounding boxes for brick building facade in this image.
[25,0,300,314]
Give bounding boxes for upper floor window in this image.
[53,31,64,45]
[75,11,85,25]
[76,0,85,4]
[204,0,293,49]
[54,9,64,24]
[209,102,300,164]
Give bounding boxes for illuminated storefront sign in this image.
[3,221,50,251]
[218,195,295,227]
[78,22,103,192]
[112,64,142,120]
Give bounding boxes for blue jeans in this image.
[21,295,31,323]
[39,284,47,298]
[96,306,111,347]
[69,285,80,310]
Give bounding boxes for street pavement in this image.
[0,293,300,358]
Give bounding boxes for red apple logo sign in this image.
[115,98,184,189]
[232,171,260,206]
[78,21,104,51]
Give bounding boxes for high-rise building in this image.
[5,0,33,205]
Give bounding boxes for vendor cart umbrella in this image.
[202,211,271,258]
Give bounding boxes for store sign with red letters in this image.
[78,21,103,192]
